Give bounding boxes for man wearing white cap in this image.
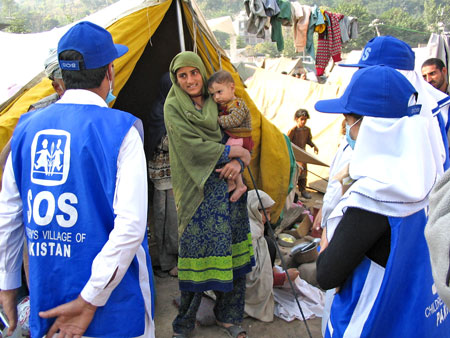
[315,65,450,337]
[0,21,155,337]
[28,48,66,112]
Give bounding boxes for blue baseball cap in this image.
[315,65,419,118]
[339,36,415,70]
[58,21,128,70]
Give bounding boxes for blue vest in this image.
[326,209,450,338]
[11,103,153,338]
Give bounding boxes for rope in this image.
[306,169,329,182]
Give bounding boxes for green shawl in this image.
[164,51,225,236]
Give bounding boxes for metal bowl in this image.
[278,233,296,247]
[292,241,318,264]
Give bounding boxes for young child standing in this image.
[287,109,319,199]
[207,70,253,202]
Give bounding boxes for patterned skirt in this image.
[178,171,255,293]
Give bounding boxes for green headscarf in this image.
[164,51,225,236]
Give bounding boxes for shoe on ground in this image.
[301,190,312,199]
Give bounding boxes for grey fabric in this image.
[28,93,60,111]
[264,0,280,16]
[425,168,450,307]
[244,0,268,38]
[153,188,178,271]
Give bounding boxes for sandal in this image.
[219,324,247,338]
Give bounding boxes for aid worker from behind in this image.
[0,21,155,337]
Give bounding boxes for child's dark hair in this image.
[294,109,310,120]
[207,70,235,88]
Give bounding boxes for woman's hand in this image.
[216,159,241,180]
[228,146,251,167]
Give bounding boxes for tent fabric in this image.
[245,67,345,192]
[262,56,303,75]
[206,16,237,36]
[0,0,290,224]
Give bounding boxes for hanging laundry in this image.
[305,5,325,60]
[270,0,292,52]
[340,16,359,44]
[291,2,312,53]
[315,11,344,76]
[264,0,280,17]
[426,32,450,71]
[315,9,327,34]
[245,0,268,39]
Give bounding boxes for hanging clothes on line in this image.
[426,33,450,73]
[291,2,312,53]
[270,0,292,52]
[244,0,268,39]
[305,5,325,60]
[264,0,280,17]
[315,11,344,76]
[340,16,359,44]
[243,0,359,62]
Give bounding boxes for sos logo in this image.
[27,190,78,228]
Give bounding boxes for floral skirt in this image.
[178,171,255,292]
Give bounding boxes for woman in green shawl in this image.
[165,51,254,338]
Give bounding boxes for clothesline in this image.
[244,0,359,76]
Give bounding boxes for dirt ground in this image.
[153,188,324,338]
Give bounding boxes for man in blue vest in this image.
[0,21,155,337]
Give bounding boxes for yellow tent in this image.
[0,0,291,223]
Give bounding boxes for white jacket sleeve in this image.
[0,154,25,290]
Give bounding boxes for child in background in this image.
[287,109,319,199]
[208,70,254,202]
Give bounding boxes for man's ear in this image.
[107,63,114,80]
[443,67,448,77]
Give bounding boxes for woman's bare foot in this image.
[169,266,178,277]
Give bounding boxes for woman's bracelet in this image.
[236,158,245,173]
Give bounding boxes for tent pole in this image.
[176,0,186,52]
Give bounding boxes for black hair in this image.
[207,70,234,88]
[59,50,108,90]
[421,58,446,71]
[345,113,363,120]
[294,108,310,120]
